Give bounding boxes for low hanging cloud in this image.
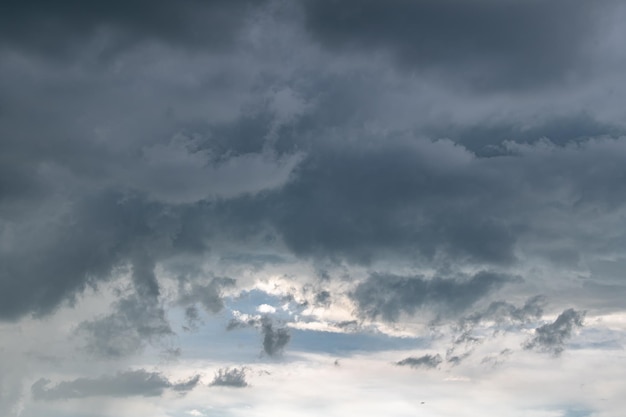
[261,318,291,357]
[352,271,517,322]
[209,367,249,388]
[131,139,303,204]
[0,0,271,58]
[524,308,585,356]
[396,354,442,369]
[302,0,615,91]
[76,293,173,359]
[31,369,200,401]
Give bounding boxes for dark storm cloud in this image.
[209,367,249,388]
[240,142,519,265]
[524,308,585,356]
[202,133,626,274]
[396,354,442,369]
[302,0,616,90]
[31,369,200,401]
[1,0,626,330]
[352,271,516,322]
[0,0,269,57]
[0,190,177,320]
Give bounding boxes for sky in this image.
[1,1,626,416]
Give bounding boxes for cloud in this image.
[31,369,200,401]
[76,293,173,358]
[302,0,617,91]
[0,0,270,58]
[209,367,249,388]
[261,318,291,357]
[177,277,236,315]
[225,314,291,356]
[396,354,442,369]
[130,139,303,204]
[220,139,518,266]
[524,309,586,356]
[314,291,331,307]
[464,295,546,326]
[352,271,516,322]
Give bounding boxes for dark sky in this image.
[1,1,626,416]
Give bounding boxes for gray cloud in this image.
[225,316,291,356]
[0,189,186,321]
[353,271,516,322]
[302,0,617,91]
[524,308,585,356]
[0,0,269,58]
[209,367,249,388]
[215,141,519,266]
[481,348,513,368]
[446,351,472,366]
[465,295,546,326]
[76,293,173,358]
[261,318,291,357]
[226,316,262,332]
[314,290,331,307]
[396,354,442,369]
[177,277,236,315]
[31,369,200,401]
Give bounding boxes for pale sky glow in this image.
[2,1,626,416]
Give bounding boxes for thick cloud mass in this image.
[1,1,626,415]
[303,0,612,91]
[0,0,268,56]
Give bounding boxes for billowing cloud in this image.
[1,1,626,416]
